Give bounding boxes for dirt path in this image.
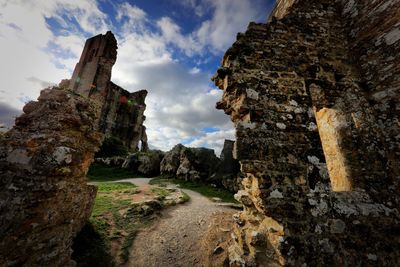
[118,179,236,267]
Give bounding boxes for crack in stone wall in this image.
[213,0,400,265]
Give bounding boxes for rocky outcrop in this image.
[215,140,241,192]
[214,0,400,266]
[0,87,102,266]
[160,144,220,183]
[123,150,165,177]
[95,150,165,177]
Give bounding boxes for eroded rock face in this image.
[214,0,400,266]
[0,88,102,266]
[123,150,165,177]
[0,31,142,266]
[214,140,242,192]
[160,144,220,183]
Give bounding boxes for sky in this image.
[0,0,275,155]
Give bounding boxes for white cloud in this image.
[189,67,201,74]
[157,17,202,56]
[0,0,269,153]
[187,128,235,156]
[195,0,265,53]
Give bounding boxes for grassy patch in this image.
[97,182,137,192]
[180,191,190,203]
[150,177,237,203]
[74,182,147,266]
[87,163,139,182]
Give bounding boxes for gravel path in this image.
[119,179,236,267]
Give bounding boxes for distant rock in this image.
[95,156,126,167]
[160,144,185,176]
[160,144,220,183]
[123,150,165,177]
[95,150,164,177]
[213,140,242,192]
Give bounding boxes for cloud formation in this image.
[0,0,271,155]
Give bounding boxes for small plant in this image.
[180,192,190,203]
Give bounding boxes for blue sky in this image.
[0,0,275,154]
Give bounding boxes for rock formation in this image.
[122,150,165,177]
[69,31,148,152]
[0,87,102,266]
[0,31,144,266]
[160,144,220,183]
[214,0,400,266]
[215,140,241,192]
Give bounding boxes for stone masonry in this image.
[0,31,137,266]
[70,31,148,151]
[214,0,399,266]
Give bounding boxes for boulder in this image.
[161,144,220,182]
[160,144,185,175]
[123,150,164,177]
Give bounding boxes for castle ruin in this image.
[214,0,400,265]
[70,31,148,151]
[0,31,147,266]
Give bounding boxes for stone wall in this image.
[0,88,102,266]
[214,0,399,266]
[99,83,148,151]
[70,31,149,152]
[0,31,139,266]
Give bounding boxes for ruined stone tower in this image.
[69,31,117,98]
[70,31,148,151]
[0,31,149,266]
[214,0,400,266]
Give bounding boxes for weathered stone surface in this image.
[160,144,185,176]
[214,0,400,265]
[0,31,146,266]
[160,144,220,183]
[95,156,126,167]
[0,87,102,266]
[69,31,148,152]
[122,150,165,177]
[99,85,148,152]
[214,140,242,192]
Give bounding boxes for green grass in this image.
[180,191,190,203]
[91,183,137,217]
[151,187,171,199]
[149,177,237,203]
[97,182,137,192]
[74,181,143,266]
[87,163,139,182]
